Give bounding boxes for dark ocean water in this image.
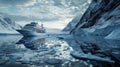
[0,35,90,67]
[0,35,120,67]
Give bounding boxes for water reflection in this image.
[16,37,46,50]
[1,35,120,67]
[0,35,90,67]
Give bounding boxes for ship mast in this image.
[41,24,43,28]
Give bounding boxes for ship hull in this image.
[16,30,46,37]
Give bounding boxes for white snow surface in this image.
[0,14,21,34]
[105,28,120,40]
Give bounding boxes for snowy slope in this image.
[63,13,82,32]
[105,25,120,40]
[71,0,120,40]
[0,14,21,34]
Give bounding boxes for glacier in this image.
[62,0,120,66]
[0,13,21,34]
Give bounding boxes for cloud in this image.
[0,0,92,29]
[0,0,36,6]
[0,12,61,22]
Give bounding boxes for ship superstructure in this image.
[17,22,46,36]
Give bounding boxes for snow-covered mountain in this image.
[0,14,21,34]
[67,0,120,40]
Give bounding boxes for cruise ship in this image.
[16,22,46,36]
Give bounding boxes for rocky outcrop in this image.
[71,0,120,40]
[76,0,120,28]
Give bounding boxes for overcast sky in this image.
[0,0,91,30]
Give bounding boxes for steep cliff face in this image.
[76,0,120,28]
[72,0,120,40]
[69,1,120,64]
[63,14,82,32]
[0,14,21,34]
